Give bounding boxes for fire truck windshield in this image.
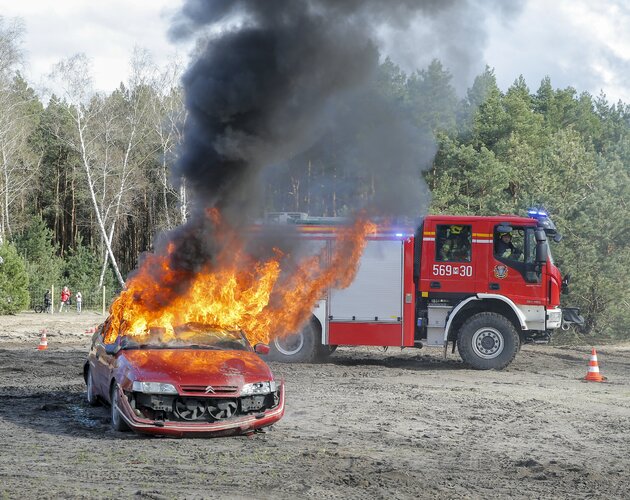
[525,227,554,264]
[521,227,551,264]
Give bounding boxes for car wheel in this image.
[268,320,319,363]
[86,368,99,407]
[457,312,520,370]
[110,383,130,432]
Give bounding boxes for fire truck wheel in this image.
[268,321,319,363]
[457,312,520,370]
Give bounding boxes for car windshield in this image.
[120,323,251,351]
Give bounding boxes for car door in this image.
[91,328,113,399]
[94,323,119,399]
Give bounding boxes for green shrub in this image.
[0,243,30,314]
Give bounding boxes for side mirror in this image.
[104,343,120,356]
[535,241,548,264]
[254,343,270,355]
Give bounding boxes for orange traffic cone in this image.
[584,348,606,382]
[37,330,48,350]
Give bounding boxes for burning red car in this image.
[84,322,284,437]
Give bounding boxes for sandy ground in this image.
[0,312,629,499]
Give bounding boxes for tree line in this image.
[265,59,629,338]
[0,19,628,338]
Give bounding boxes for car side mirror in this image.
[104,344,120,356]
[254,343,270,355]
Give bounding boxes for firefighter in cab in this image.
[440,225,471,262]
[496,231,522,260]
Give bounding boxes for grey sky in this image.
[2,0,629,103]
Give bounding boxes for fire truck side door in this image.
[489,225,545,305]
[424,222,478,295]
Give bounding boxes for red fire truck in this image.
[266,210,583,369]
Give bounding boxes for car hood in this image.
[118,349,274,388]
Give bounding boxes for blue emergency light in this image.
[527,207,562,241]
[527,207,549,219]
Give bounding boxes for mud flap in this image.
[561,307,584,330]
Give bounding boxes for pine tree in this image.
[14,215,62,300]
[0,242,29,314]
[63,235,109,309]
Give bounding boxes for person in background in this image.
[44,290,52,314]
[59,285,71,312]
[76,291,82,314]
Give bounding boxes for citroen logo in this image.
[204,385,215,394]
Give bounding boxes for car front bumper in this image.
[114,384,285,437]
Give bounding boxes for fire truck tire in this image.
[268,321,319,363]
[457,312,520,370]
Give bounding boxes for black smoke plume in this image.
[168,0,454,222]
[131,0,522,305]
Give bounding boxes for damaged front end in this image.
[115,381,284,437]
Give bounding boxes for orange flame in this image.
[105,211,376,345]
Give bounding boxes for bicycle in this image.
[34,302,52,313]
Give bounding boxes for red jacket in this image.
[61,289,71,302]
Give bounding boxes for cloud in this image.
[3,0,189,92]
[4,0,630,103]
[484,0,630,101]
[375,0,526,94]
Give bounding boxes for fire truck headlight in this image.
[546,309,562,329]
[131,381,178,394]
[241,381,276,395]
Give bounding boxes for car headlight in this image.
[241,380,277,396]
[131,381,178,394]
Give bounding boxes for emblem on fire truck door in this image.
[494,265,508,279]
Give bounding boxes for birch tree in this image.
[149,59,187,227]
[48,54,126,286]
[95,48,161,285]
[0,19,41,246]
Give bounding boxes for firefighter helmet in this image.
[450,225,463,235]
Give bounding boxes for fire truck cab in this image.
[268,210,582,370]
